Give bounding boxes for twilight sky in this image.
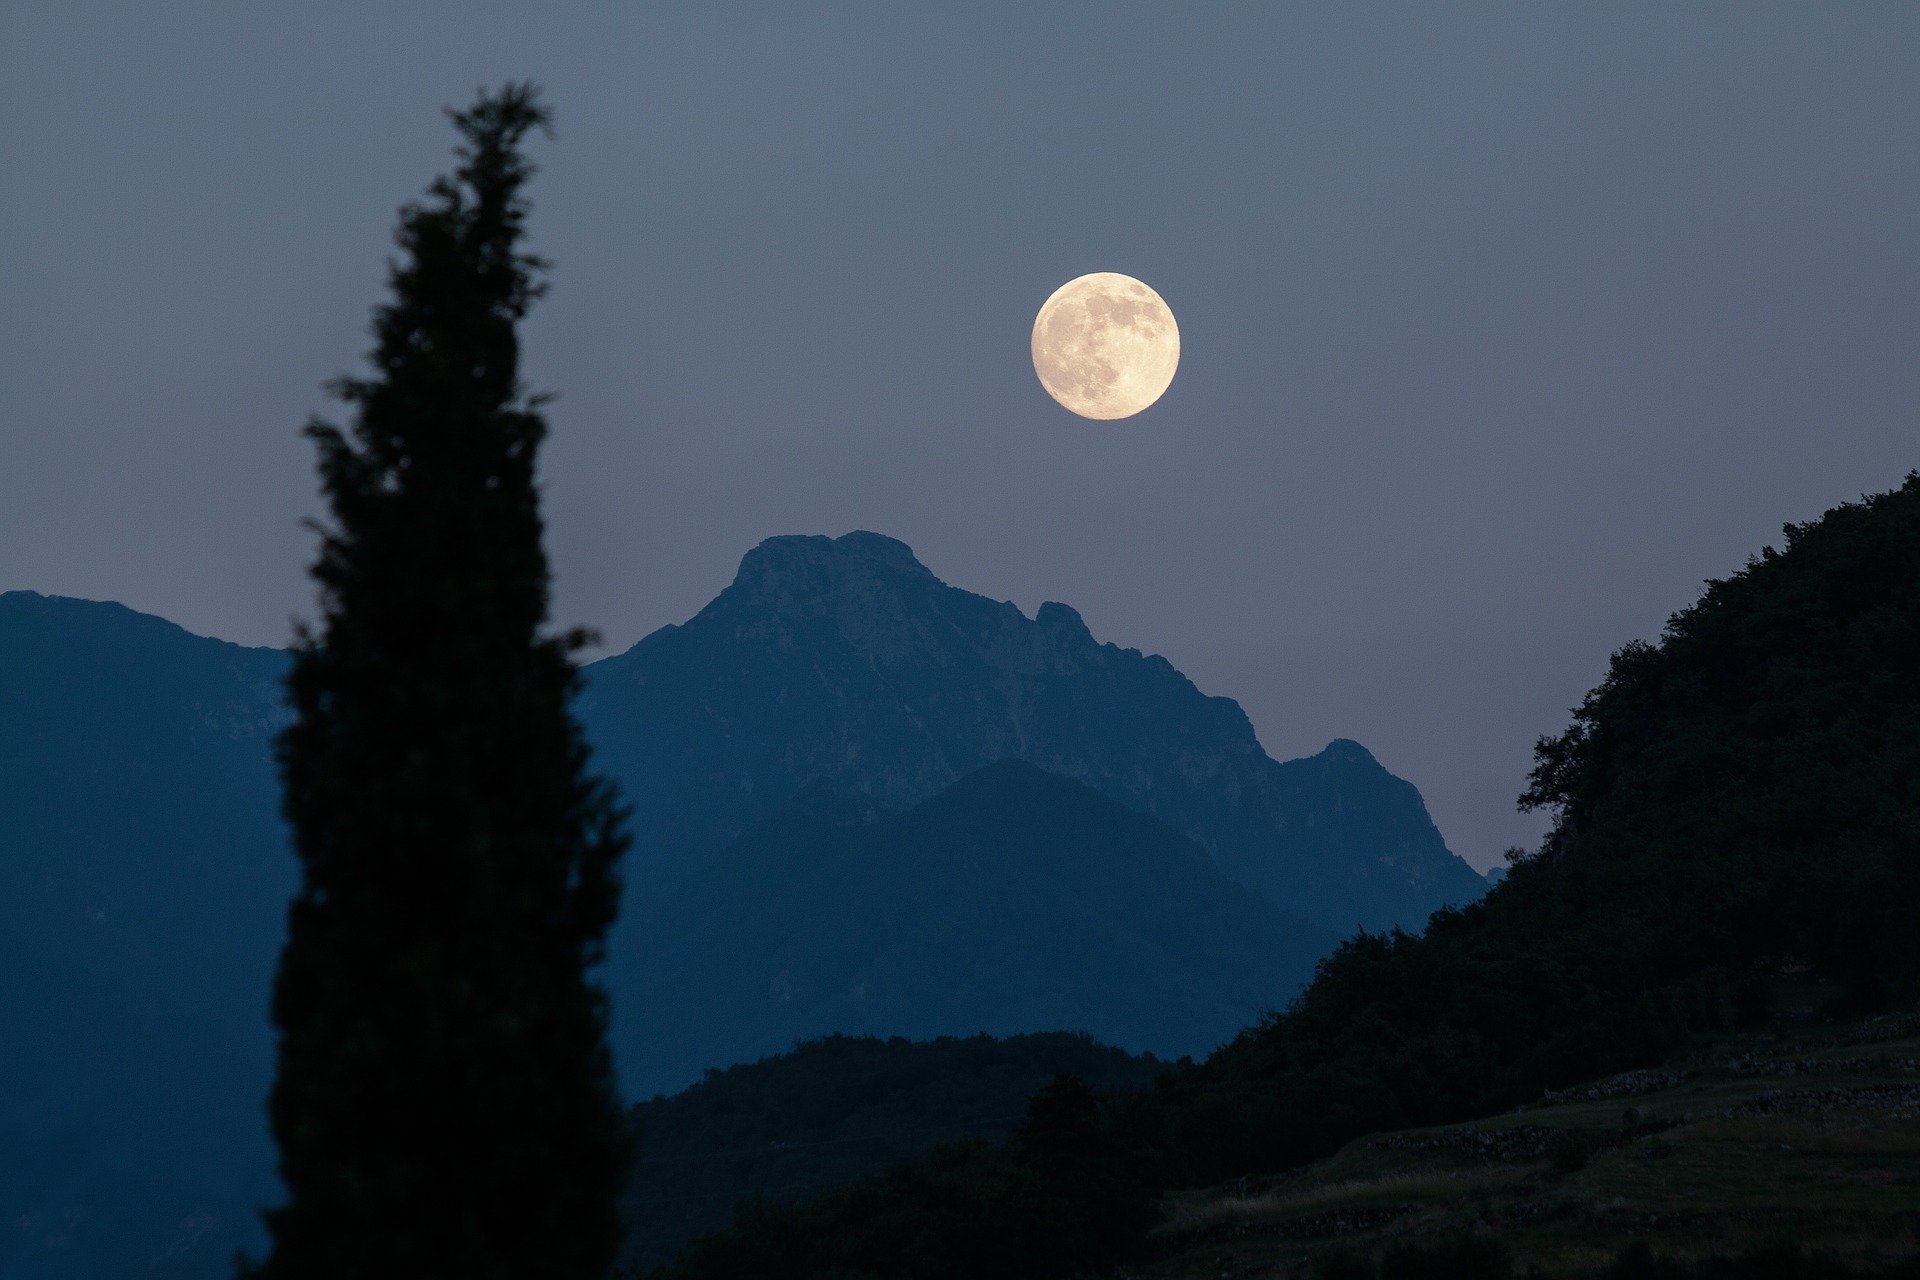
[3,4,1916,870]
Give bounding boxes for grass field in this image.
[1142,1010,1920,1277]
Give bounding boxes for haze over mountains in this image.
[0,532,1479,1277]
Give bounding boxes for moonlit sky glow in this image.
[3,5,1917,868]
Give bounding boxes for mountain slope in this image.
[1147,1007,1920,1279]
[1152,478,1920,1185]
[661,1006,1920,1280]
[622,760,1336,1096]
[0,591,292,1279]
[579,531,1484,933]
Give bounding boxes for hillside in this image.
[623,1032,1161,1270]
[1143,1006,1920,1278]
[1154,474,1920,1186]
[0,591,290,1279]
[621,760,1335,1095]
[654,1008,1920,1280]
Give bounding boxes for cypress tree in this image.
[247,84,630,1279]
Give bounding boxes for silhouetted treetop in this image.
[251,83,628,1280]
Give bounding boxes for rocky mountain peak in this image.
[1317,738,1381,768]
[729,531,936,602]
[681,531,1074,679]
[582,530,1488,933]
[1034,600,1094,645]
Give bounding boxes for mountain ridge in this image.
[581,529,1486,934]
[0,588,293,1279]
[0,547,1468,1276]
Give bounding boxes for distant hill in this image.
[579,531,1485,934]
[622,759,1335,1094]
[623,1031,1162,1271]
[0,591,290,1278]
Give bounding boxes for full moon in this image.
[1031,272,1180,420]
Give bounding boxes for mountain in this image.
[622,1031,1162,1271]
[0,587,1318,1276]
[0,591,292,1278]
[0,540,1464,1275]
[621,759,1336,1095]
[642,476,1920,1280]
[579,531,1485,934]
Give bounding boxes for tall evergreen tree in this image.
[247,85,630,1279]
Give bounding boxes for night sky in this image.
[4,4,1916,869]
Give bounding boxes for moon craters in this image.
[1031,273,1179,420]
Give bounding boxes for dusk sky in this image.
[4,4,1915,870]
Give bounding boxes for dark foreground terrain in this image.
[1143,1003,1920,1278]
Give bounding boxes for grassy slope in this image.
[1144,1001,1920,1277]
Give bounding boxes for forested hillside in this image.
[622,1033,1160,1269]
[1162,472,1920,1183]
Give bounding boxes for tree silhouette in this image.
[1015,1072,1105,1178]
[1014,1073,1154,1266]
[245,84,630,1279]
